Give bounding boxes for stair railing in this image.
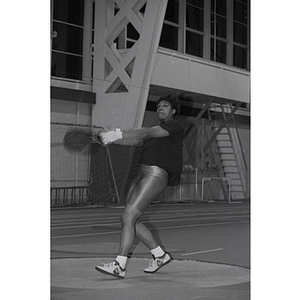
[220,103,248,198]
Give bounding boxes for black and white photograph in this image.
[50,1,250,299]
[3,0,300,299]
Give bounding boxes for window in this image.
[159,0,250,71]
[186,0,204,57]
[165,0,180,23]
[210,0,227,63]
[211,38,226,63]
[159,0,180,51]
[186,31,203,57]
[51,0,84,80]
[186,0,204,32]
[160,24,179,51]
[51,0,94,81]
[233,0,249,69]
[233,45,247,69]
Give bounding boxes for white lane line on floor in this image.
[51,211,249,225]
[181,248,223,256]
[51,220,249,239]
[51,214,250,229]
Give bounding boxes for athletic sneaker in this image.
[144,253,172,273]
[95,260,126,279]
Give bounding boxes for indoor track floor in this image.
[51,201,250,300]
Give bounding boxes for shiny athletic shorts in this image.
[126,164,169,213]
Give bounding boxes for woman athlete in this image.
[95,95,184,278]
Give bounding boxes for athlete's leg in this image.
[116,176,141,257]
[135,220,158,250]
[118,165,168,257]
[95,165,169,277]
[118,203,142,256]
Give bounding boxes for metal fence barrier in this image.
[156,166,200,202]
[51,166,201,207]
[51,186,90,207]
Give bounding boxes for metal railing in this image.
[51,186,90,207]
[156,166,200,202]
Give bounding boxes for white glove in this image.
[99,128,122,145]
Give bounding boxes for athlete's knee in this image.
[121,204,141,226]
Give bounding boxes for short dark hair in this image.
[156,95,181,115]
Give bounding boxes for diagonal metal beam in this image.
[105,44,132,89]
[104,42,138,91]
[203,102,242,153]
[185,98,215,136]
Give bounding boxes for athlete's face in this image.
[157,100,176,121]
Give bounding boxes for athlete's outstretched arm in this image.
[123,126,169,140]
[99,126,169,146]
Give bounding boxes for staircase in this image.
[208,104,247,200]
[215,127,245,199]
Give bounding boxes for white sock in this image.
[116,255,127,269]
[150,246,165,258]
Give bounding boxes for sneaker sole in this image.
[95,266,125,279]
[143,257,172,273]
